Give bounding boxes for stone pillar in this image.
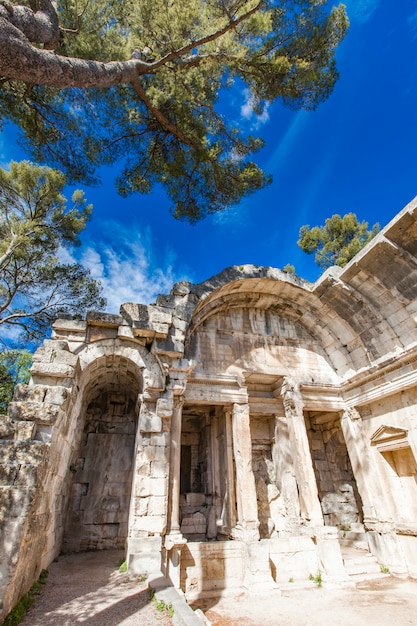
[167,395,184,537]
[273,414,300,520]
[127,394,167,576]
[281,378,323,524]
[340,407,389,525]
[225,408,237,533]
[163,392,187,588]
[231,403,259,541]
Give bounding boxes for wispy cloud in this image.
[63,225,191,313]
[212,202,250,229]
[265,110,308,173]
[0,135,9,169]
[408,10,417,39]
[345,0,381,24]
[240,89,270,129]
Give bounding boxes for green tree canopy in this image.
[0,0,348,222]
[0,348,31,413]
[0,160,105,343]
[298,212,381,269]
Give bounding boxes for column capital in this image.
[232,401,250,416]
[281,376,303,413]
[341,406,361,421]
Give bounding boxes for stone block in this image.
[150,460,168,478]
[8,401,60,425]
[185,493,206,506]
[147,495,168,516]
[181,512,206,537]
[131,515,166,534]
[156,397,173,418]
[30,362,75,381]
[0,420,15,440]
[139,407,162,434]
[15,422,36,441]
[136,477,167,498]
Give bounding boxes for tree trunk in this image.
[0,17,147,88]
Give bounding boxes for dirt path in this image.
[17,550,417,626]
[20,550,173,626]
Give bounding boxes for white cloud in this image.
[345,0,381,24]
[240,89,270,129]
[79,226,190,313]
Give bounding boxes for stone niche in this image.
[371,426,417,526]
[180,407,223,541]
[305,411,362,528]
[250,416,284,539]
[62,389,139,552]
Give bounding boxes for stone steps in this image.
[339,537,386,581]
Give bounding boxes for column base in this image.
[243,540,280,593]
[163,532,187,588]
[231,522,260,543]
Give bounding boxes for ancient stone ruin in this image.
[1,197,417,619]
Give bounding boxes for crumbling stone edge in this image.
[148,574,207,625]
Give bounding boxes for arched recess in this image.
[61,340,164,553]
[185,276,369,377]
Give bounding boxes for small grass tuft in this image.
[380,564,390,574]
[309,572,323,587]
[152,595,174,618]
[4,570,48,625]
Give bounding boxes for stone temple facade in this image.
[1,197,417,619]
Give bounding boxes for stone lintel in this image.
[298,384,344,411]
[185,381,247,405]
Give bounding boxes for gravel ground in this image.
[16,549,417,626]
[19,550,173,626]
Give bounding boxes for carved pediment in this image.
[370,425,409,451]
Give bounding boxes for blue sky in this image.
[2,0,417,312]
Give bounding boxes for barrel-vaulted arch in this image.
[182,255,416,379]
[184,270,365,379]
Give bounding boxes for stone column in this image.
[273,414,300,519]
[281,378,323,524]
[340,407,386,524]
[164,393,187,588]
[166,395,184,537]
[225,408,237,532]
[231,402,259,541]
